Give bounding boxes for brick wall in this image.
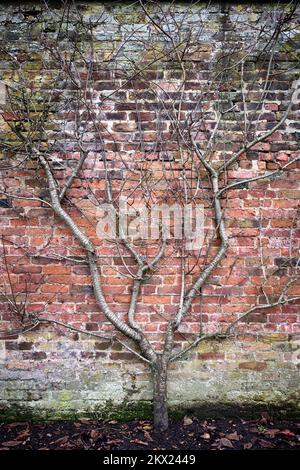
[0,1,299,420]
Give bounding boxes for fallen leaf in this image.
[1,441,21,447]
[258,439,275,448]
[183,416,193,426]
[105,439,123,447]
[225,431,240,441]
[50,436,69,446]
[201,433,211,440]
[15,430,30,442]
[219,437,234,448]
[243,442,253,449]
[90,429,100,440]
[60,441,75,449]
[130,439,148,446]
[279,429,295,437]
[265,428,281,438]
[142,424,153,431]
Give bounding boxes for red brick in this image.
[41,285,69,293]
[43,266,71,275]
[197,353,225,360]
[239,362,267,371]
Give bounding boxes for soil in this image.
[0,414,299,450]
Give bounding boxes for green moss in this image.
[262,333,289,344]
[22,62,43,71]
[234,5,247,13]
[1,394,299,424]
[56,390,73,402]
[0,404,79,423]
[114,11,146,24]
[89,400,153,421]
[0,400,154,423]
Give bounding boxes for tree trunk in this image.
[152,354,169,432]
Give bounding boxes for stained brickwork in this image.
[0,2,299,420]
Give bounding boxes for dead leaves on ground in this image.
[0,424,31,449]
[0,416,299,450]
[181,415,299,450]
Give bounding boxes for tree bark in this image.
[152,354,169,432]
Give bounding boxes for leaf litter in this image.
[0,415,299,450]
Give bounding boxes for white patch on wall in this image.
[292,78,300,103]
[0,81,6,108]
[283,78,300,134]
[292,339,300,366]
[0,341,6,365]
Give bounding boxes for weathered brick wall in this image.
[0,1,299,420]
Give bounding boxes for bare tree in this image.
[0,1,299,431]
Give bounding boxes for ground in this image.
[0,415,299,450]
